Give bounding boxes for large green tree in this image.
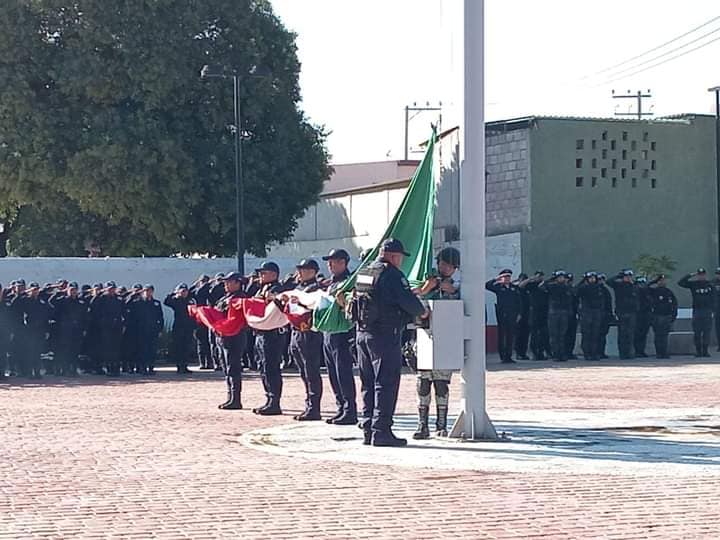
[0,0,330,256]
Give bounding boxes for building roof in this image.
[486,113,712,132]
[322,159,419,195]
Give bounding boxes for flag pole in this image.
[449,0,497,441]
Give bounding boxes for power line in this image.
[598,33,720,86]
[583,15,720,79]
[602,24,720,80]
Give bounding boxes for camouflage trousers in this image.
[416,370,453,407]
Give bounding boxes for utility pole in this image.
[612,89,653,120]
[404,103,441,160]
[708,86,720,267]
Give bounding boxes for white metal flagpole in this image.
[449,0,497,441]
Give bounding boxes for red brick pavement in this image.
[2,357,720,539]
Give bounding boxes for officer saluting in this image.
[678,268,715,358]
[215,272,249,410]
[351,238,427,447]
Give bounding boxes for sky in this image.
[270,0,720,164]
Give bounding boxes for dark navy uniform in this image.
[525,278,550,360]
[576,276,604,361]
[634,281,652,357]
[253,265,288,415]
[354,249,425,446]
[540,275,573,361]
[11,290,51,378]
[564,277,579,359]
[514,280,531,360]
[0,287,12,377]
[485,274,521,364]
[208,276,228,370]
[648,282,677,359]
[214,276,248,409]
[190,279,213,369]
[288,272,324,420]
[49,289,88,376]
[164,288,195,374]
[133,294,163,374]
[608,273,639,359]
[598,278,613,359]
[122,289,144,373]
[321,266,358,425]
[678,272,715,357]
[712,272,720,351]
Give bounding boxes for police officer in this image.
[214,272,249,409]
[320,248,358,425]
[90,282,126,376]
[521,271,551,361]
[565,273,579,360]
[597,273,613,359]
[11,282,51,378]
[514,273,531,360]
[352,238,427,447]
[190,275,213,369]
[634,276,652,358]
[252,262,288,416]
[485,269,521,364]
[286,259,324,421]
[608,270,640,359]
[122,284,144,374]
[164,283,195,374]
[136,285,164,374]
[412,246,460,440]
[540,271,574,362]
[49,282,88,376]
[678,269,715,357]
[648,275,678,359]
[0,284,9,378]
[576,272,604,361]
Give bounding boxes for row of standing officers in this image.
[487,267,720,362]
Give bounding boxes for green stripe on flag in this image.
[314,129,439,334]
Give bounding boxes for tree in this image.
[632,254,678,278]
[0,0,331,257]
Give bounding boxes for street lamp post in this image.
[201,64,269,274]
[709,86,720,267]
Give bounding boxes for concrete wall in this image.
[0,257,301,330]
[522,116,718,307]
[485,128,531,235]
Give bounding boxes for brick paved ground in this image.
[2,356,720,539]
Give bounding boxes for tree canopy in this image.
[0,0,331,257]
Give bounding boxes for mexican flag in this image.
[313,129,439,334]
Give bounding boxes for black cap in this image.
[636,276,648,284]
[499,268,513,277]
[322,248,350,261]
[144,284,154,291]
[214,272,225,280]
[622,269,634,277]
[697,267,707,274]
[132,283,143,290]
[224,272,244,282]
[105,281,117,288]
[200,274,210,281]
[81,285,91,291]
[43,282,53,289]
[16,279,26,286]
[29,282,40,289]
[68,282,79,289]
[92,283,103,289]
[296,259,320,271]
[584,271,597,279]
[174,283,188,292]
[381,238,410,256]
[255,262,280,274]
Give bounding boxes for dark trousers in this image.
[617,312,637,358]
[56,340,81,375]
[138,334,158,373]
[218,331,247,379]
[692,309,713,355]
[170,328,194,370]
[255,330,285,406]
[529,314,550,359]
[496,313,516,362]
[634,312,651,356]
[565,313,578,357]
[598,314,611,357]
[580,309,603,360]
[209,330,222,369]
[356,328,402,434]
[323,330,357,417]
[652,314,673,358]
[195,326,211,367]
[0,335,7,376]
[715,309,720,351]
[18,330,44,377]
[290,330,324,412]
[514,314,530,357]
[548,310,569,360]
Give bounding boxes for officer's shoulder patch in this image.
[400,276,410,288]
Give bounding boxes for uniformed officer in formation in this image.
[485,269,521,364]
[540,271,574,362]
[286,259,324,421]
[576,272,605,361]
[320,249,358,426]
[214,272,248,410]
[164,284,195,374]
[678,268,714,358]
[647,275,678,359]
[350,238,427,447]
[608,270,640,359]
[189,275,213,370]
[634,276,652,358]
[412,247,460,440]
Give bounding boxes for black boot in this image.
[436,405,449,437]
[218,377,233,409]
[412,406,430,440]
[219,378,242,410]
[256,400,282,416]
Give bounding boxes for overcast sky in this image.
[271,0,720,164]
